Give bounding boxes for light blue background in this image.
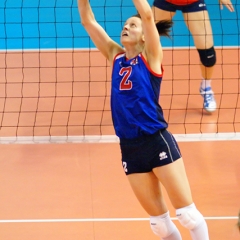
[0,0,239,50]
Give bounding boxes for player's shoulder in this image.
[114,52,125,60]
[109,44,124,63]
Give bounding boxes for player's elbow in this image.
[141,9,154,22]
[80,20,88,28]
[80,17,95,29]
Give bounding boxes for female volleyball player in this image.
[152,0,234,112]
[78,0,209,239]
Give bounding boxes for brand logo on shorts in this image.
[199,3,206,7]
[207,54,214,58]
[159,152,168,160]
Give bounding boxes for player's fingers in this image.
[227,3,234,12]
[223,1,234,12]
[221,2,234,12]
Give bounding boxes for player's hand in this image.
[219,0,234,12]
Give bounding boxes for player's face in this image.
[121,17,143,45]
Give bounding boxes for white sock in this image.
[163,225,182,240]
[200,79,212,90]
[190,220,209,240]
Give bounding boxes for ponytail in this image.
[133,13,173,38]
[156,20,173,38]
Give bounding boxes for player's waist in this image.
[119,129,165,144]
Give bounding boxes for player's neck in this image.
[124,45,142,60]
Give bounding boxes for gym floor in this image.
[0,48,239,239]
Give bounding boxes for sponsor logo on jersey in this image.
[130,58,138,65]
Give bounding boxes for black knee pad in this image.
[197,47,216,67]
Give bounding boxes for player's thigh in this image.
[153,158,193,209]
[127,171,168,216]
[183,10,213,49]
[152,6,175,22]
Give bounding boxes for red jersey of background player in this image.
[166,0,198,5]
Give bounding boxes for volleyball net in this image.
[0,0,240,143]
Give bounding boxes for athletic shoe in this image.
[199,86,217,112]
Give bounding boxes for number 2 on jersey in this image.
[119,66,132,90]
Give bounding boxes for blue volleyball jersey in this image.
[111,52,168,139]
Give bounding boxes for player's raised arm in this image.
[132,0,162,62]
[78,0,123,61]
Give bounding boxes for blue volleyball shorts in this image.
[120,129,182,175]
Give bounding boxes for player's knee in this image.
[176,203,205,230]
[150,213,174,238]
[197,46,216,67]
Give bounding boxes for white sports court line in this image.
[1,132,240,144]
[0,216,238,223]
[1,46,239,52]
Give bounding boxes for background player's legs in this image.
[127,171,182,239]
[183,11,216,112]
[183,11,214,79]
[153,158,209,240]
[152,6,176,22]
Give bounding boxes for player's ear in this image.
[141,35,145,42]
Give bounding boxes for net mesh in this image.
[0,0,240,143]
